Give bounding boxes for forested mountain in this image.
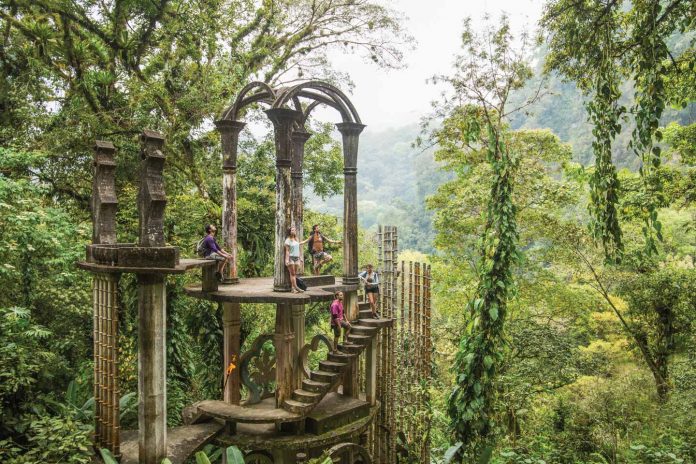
[324,43,695,252]
[306,124,450,253]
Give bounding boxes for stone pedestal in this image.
[223,302,241,404]
[274,303,295,406]
[137,273,167,464]
[291,305,306,390]
[366,333,378,406]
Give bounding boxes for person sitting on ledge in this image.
[330,291,351,353]
[201,224,232,282]
[285,226,310,293]
[306,224,340,276]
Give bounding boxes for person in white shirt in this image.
[285,226,310,293]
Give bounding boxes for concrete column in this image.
[216,120,246,284]
[266,108,303,292]
[291,304,306,390]
[137,273,167,464]
[342,356,360,399]
[138,131,166,248]
[222,302,241,404]
[366,333,378,406]
[291,130,311,274]
[92,141,118,245]
[335,123,366,286]
[274,303,295,406]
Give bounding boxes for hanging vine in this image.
[629,0,669,255]
[586,53,625,263]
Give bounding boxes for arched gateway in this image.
[78,81,393,464]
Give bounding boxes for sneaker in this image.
[291,288,300,294]
[215,272,222,282]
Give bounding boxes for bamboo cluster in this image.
[93,273,121,457]
[369,226,432,463]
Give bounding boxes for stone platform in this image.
[185,275,357,304]
[77,258,215,275]
[213,395,378,451]
[119,422,225,464]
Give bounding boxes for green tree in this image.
[425,15,547,461]
[540,0,694,260]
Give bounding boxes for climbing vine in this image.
[427,16,538,461]
[629,0,670,255]
[542,0,693,262]
[586,56,625,263]
[447,120,519,460]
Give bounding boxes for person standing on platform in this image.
[284,226,309,293]
[200,224,233,282]
[307,224,340,275]
[359,263,380,318]
[330,291,351,352]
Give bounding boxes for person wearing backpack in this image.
[197,224,232,282]
[358,263,380,318]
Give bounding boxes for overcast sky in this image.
[326,0,545,132]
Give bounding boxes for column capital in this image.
[335,122,366,136]
[291,130,312,143]
[265,108,303,126]
[216,120,246,172]
[214,119,246,134]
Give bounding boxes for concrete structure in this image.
[79,82,433,464]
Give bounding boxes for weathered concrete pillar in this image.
[222,302,241,404]
[291,130,311,273]
[266,108,303,292]
[335,122,366,286]
[366,333,378,406]
[274,304,296,406]
[216,120,246,284]
[342,355,360,399]
[138,131,166,248]
[291,304,306,390]
[92,141,117,245]
[137,273,167,464]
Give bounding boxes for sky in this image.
[324,0,545,132]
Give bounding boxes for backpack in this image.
[296,277,307,291]
[195,237,207,257]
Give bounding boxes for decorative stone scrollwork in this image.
[240,334,276,405]
[299,333,334,378]
[325,443,372,463]
[244,451,274,464]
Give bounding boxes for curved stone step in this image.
[347,334,371,346]
[283,398,314,415]
[293,388,322,404]
[302,378,330,394]
[359,309,374,319]
[310,370,340,383]
[358,302,372,311]
[357,317,393,328]
[319,360,348,373]
[350,325,378,336]
[338,343,363,355]
[328,352,355,363]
